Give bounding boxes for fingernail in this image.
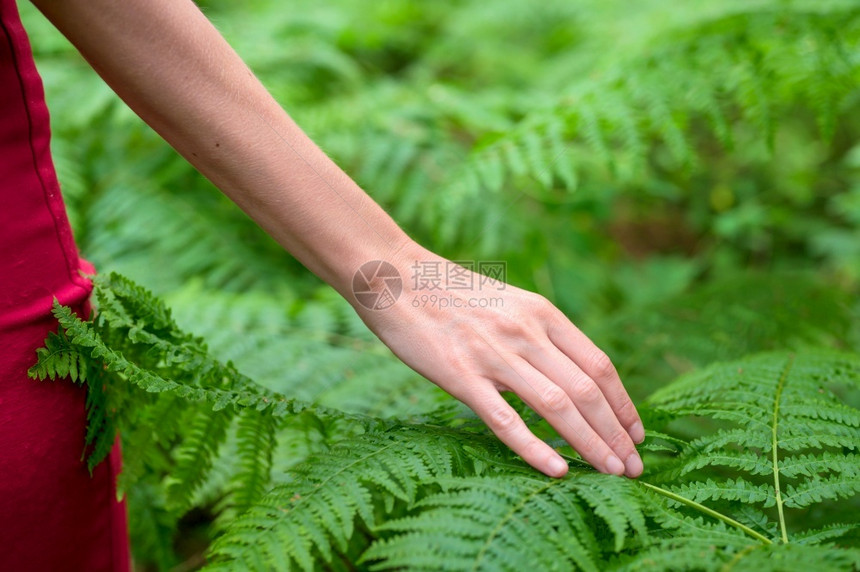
[629,421,645,444]
[606,455,625,475]
[548,456,568,477]
[625,453,643,478]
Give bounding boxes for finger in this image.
[524,343,642,477]
[467,386,570,478]
[496,356,627,476]
[547,311,644,443]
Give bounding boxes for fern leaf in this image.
[49,290,342,422]
[667,478,775,507]
[715,543,860,572]
[647,349,860,542]
[793,523,859,545]
[166,407,234,512]
[82,373,119,472]
[206,427,487,571]
[28,330,89,384]
[362,471,645,571]
[782,473,860,509]
[230,408,278,511]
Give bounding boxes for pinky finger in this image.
[468,389,569,478]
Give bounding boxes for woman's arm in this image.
[31,0,644,478]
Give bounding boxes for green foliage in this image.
[646,353,860,525]
[161,283,446,418]
[20,0,860,293]
[208,428,491,571]
[363,473,646,572]
[30,329,89,384]
[590,270,859,401]
[28,273,378,568]
[17,0,860,568]
[30,276,860,570]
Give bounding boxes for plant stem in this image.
[771,355,794,544]
[638,481,773,545]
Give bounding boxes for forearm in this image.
[32,0,411,295]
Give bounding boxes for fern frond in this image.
[783,473,860,509]
[82,372,118,472]
[206,427,494,571]
[125,481,180,571]
[615,488,758,571]
[362,471,645,572]
[647,349,860,543]
[793,522,859,545]
[166,408,234,512]
[28,328,116,470]
[29,274,386,562]
[30,274,375,514]
[162,282,447,418]
[28,329,89,384]
[618,534,859,572]
[230,409,278,511]
[667,478,775,507]
[713,543,860,572]
[54,278,341,422]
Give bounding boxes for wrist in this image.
[347,244,512,324]
[342,239,429,313]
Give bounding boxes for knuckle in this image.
[486,406,519,434]
[447,352,471,377]
[509,292,550,322]
[607,429,632,452]
[578,433,603,458]
[448,353,484,385]
[544,305,569,334]
[518,327,544,349]
[520,437,547,461]
[615,397,638,420]
[528,292,549,306]
[570,376,602,404]
[496,315,527,339]
[529,293,554,316]
[588,350,617,381]
[539,385,570,412]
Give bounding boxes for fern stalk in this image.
[770,355,792,544]
[638,482,773,545]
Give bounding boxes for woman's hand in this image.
[355,244,645,478]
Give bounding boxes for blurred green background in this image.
[20,0,860,407]
[20,0,860,567]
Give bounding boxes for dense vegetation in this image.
[21,0,860,569]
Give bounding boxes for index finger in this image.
[547,311,644,443]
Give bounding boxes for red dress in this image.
[0,1,130,569]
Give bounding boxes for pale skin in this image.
[32,0,645,478]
